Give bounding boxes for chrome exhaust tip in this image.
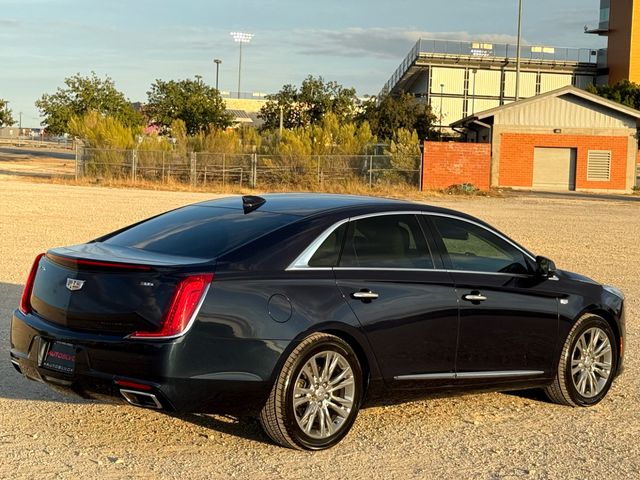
[10,358,22,373]
[120,389,163,409]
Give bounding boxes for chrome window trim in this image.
[287,217,350,270]
[394,370,544,381]
[393,373,456,381]
[286,210,537,272]
[455,370,544,379]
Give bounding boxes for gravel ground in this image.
[0,178,638,479]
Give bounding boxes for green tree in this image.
[0,99,14,127]
[259,76,359,130]
[587,80,640,109]
[358,91,437,141]
[146,77,232,135]
[35,72,142,135]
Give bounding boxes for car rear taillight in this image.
[129,273,213,339]
[19,253,45,315]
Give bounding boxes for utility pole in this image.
[279,105,284,137]
[471,69,477,115]
[515,0,523,101]
[439,84,444,141]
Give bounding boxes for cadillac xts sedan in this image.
[10,194,625,449]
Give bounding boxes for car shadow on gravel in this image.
[165,412,271,445]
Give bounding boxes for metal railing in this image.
[383,38,600,93]
[76,149,422,189]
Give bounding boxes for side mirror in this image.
[536,256,556,277]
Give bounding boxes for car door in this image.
[331,213,459,386]
[427,214,559,380]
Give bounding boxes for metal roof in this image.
[451,85,640,128]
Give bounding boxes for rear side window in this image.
[339,215,433,269]
[308,224,347,267]
[431,216,531,274]
[103,206,298,259]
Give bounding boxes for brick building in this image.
[426,86,640,193]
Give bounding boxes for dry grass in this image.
[22,175,501,201]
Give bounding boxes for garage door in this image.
[533,147,576,190]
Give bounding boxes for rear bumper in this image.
[10,309,288,414]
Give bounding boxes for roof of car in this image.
[194,193,423,217]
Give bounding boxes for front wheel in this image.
[545,314,617,407]
[259,333,363,450]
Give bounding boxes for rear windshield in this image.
[103,206,298,258]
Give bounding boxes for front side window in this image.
[431,216,531,274]
[339,215,433,269]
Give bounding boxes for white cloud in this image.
[293,27,521,59]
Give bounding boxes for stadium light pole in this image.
[214,59,222,90]
[515,0,523,101]
[230,32,253,99]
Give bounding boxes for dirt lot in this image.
[0,146,75,179]
[0,178,638,479]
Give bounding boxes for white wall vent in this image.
[587,150,611,181]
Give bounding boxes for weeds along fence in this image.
[76,148,423,189]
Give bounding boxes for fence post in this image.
[131,149,137,182]
[251,153,257,188]
[222,153,226,186]
[368,155,373,187]
[74,143,80,180]
[190,152,197,187]
[316,155,320,184]
[161,151,165,183]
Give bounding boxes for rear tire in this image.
[545,314,617,407]
[259,333,363,450]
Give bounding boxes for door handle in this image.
[351,290,379,300]
[462,293,487,302]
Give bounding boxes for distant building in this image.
[221,93,267,128]
[585,0,640,84]
[382,39,601,127]
[421,86,640,193]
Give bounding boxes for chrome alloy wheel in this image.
[571,327,613,398]
[292,350,355,439]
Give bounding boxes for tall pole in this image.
[439,84,444,141]
[515,0,523,101]
[231,32,253,99]
[214,59,222,90]
[471,69,477,115]
[237,42,242,98]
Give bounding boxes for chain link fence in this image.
[76,148,423,189]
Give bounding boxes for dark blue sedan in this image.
[10,194,625,449]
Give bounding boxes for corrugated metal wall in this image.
[494,95,636,128]
[430,67,466,94]
[472,70,502,96]
[425,65,595,125]
[539,73,573,93]
[504,71,538,98]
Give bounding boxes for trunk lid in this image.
[30,243,211,335]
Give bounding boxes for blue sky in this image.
[1,0,605,127]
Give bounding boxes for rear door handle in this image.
[351,290,379,300]
[462,293,487,302]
